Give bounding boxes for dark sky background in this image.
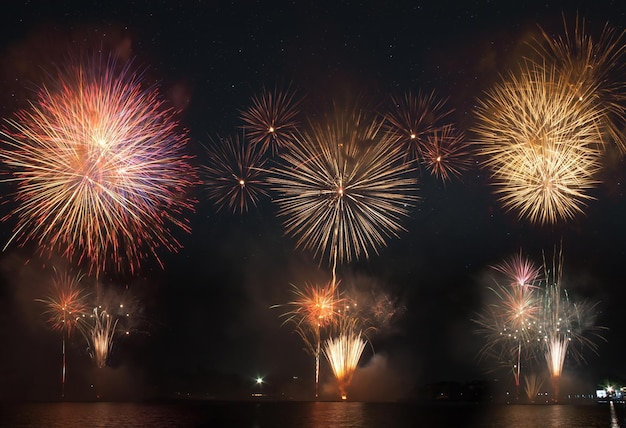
[1,0,626,402]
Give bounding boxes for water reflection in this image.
[2,401,624,428]
[307,402,366,428]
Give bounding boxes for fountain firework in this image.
[323,320,368,400]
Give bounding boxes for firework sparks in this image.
[473,63,605,224]
[273,280,344,398]
[240,85,301,155]
[421,124,471,182]
[523,372,545,403]
[492,251,542,288]
[323,323,367,400]
[36,268,91,399]
[270,101,417,265]
[37,269,91,337]
[202,133,269,213]
[475,249,606,401]
[529,15,626,153]
[537,250,606,400]
[278,281,344,329]
[473,274,541,390]
[87,307,119,369]
[0,56,196,275]
[382,90,453,162]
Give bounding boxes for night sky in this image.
[1,0,626,402]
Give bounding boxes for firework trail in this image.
[270,101,417,267]
[273,280,344,398]
[0,55,196,275]
[202,133,269,213]
[473,63,605,224]
[240,85,301,155]
[36,268,91,399]
[528,15,626,153]
[323,321,368,400]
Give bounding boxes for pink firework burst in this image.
[0,56,197,275]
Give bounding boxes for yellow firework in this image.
[323,325,367,400]
[523,372,545,403]
[270,101,417,265]
[87,307,118,369]
[529,15,626,153]
[473,63,605,224]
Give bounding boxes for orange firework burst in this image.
[473,63,605,224]
[529,15,626,153]
[38,269,91,337]
[240,85,301,155]
[273,280,345,398]
[382,90,454,162]
[279,281,344,331]
[421,124,471,182]
[202,133,269,213]
[0,56,197,275]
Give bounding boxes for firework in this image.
[528,15,626,153]
[240,85,301,155]
[202,133,269,213]
[523,372,545,403]
[270,101,417,266]
[93,284,138,336]
[36,268,91,399]
[473,276,541,391]
[87,307,119,369]
[323,323,368,400]
[0,55,196,275]
[382,90,453,162]
[273,280,344,398]
[473,63,605,224]
[421,124,471,182]
[475,249,606,401]
[492,251,542,288]
[537,251,605,400]
[37,269,91,336]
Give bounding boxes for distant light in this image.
[256,377,263,385]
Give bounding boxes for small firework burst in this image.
[202,133,269,213]
[240,85,301,155]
